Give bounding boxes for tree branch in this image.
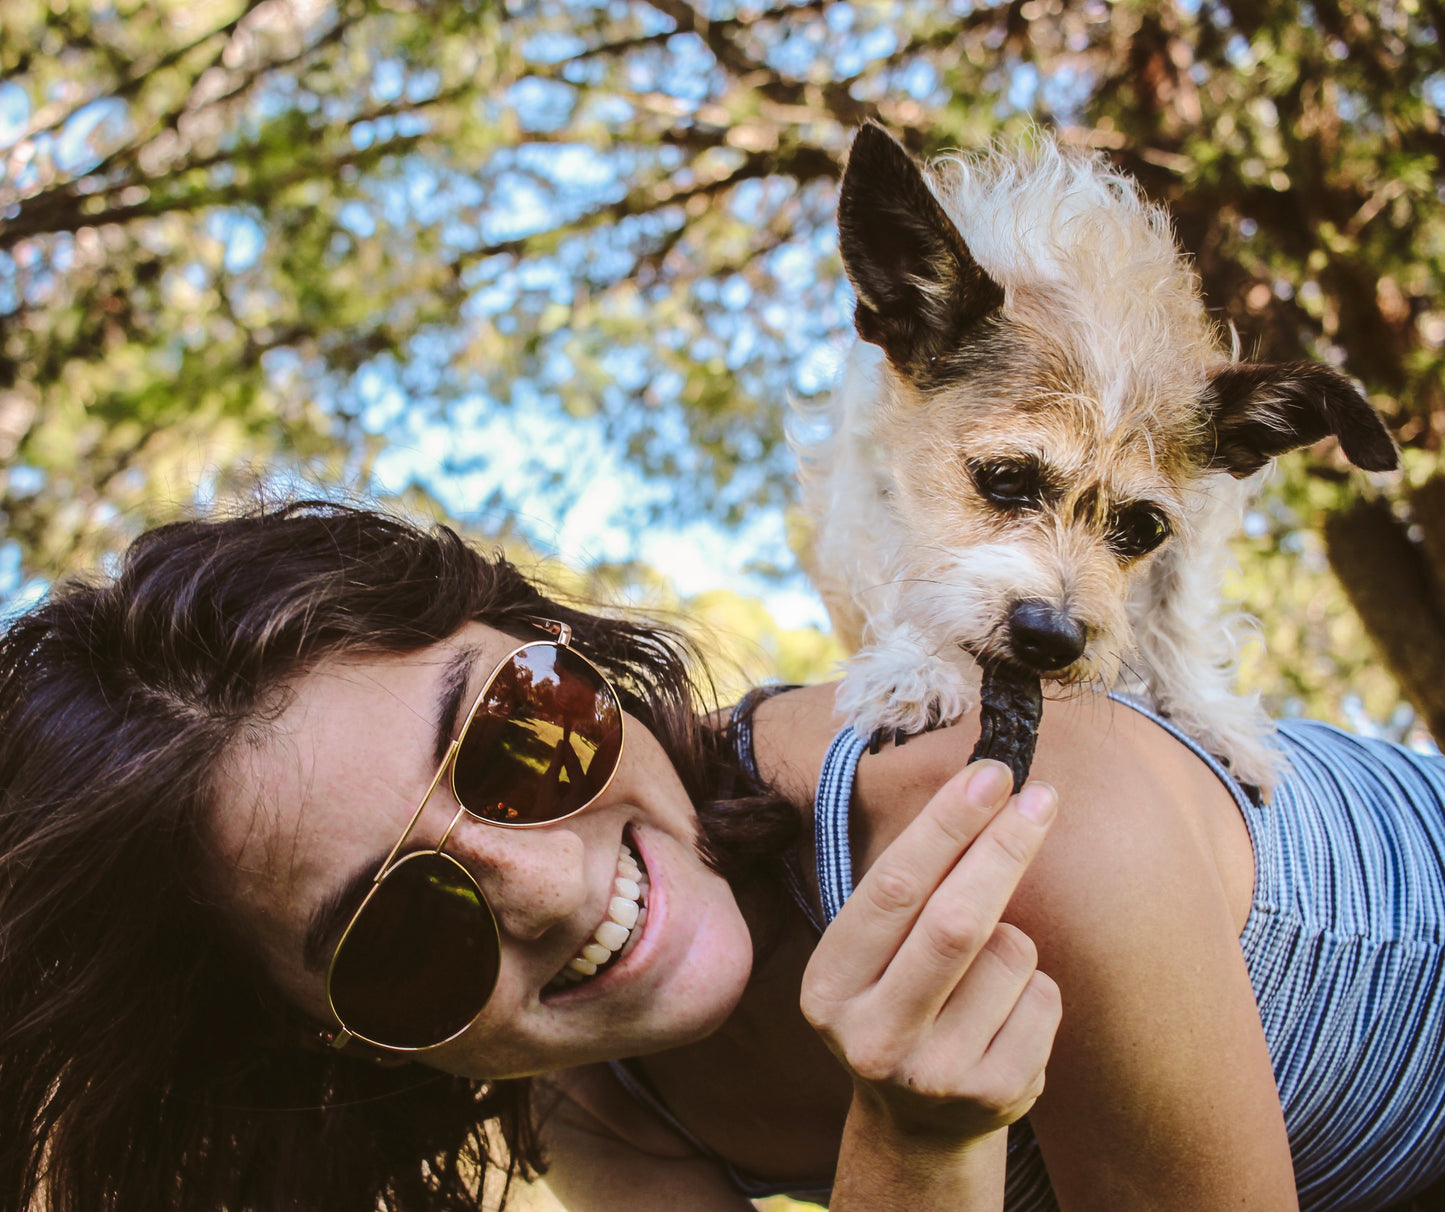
[6,0,270,148]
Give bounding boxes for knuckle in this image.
[1026,970,1063,1021]
[982,820,1038,869]
[922,908,987,960]
[843,1038,905,1086]
[965,1063,1043,1124]
[956,1073,1019,1121]
[864,867,923,916]
[927,796,990,850]
[1026,1067,1047,1104]
[985,921,1038,972]
[798,981,843,1032]
[797,989,827,1030]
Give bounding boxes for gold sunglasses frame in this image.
[323,619,624,1053]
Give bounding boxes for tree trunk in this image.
[1324,488,1445,742]
[1410,476,1445,598]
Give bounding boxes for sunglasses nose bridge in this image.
[435,802,469,854]
[445,816,591,942]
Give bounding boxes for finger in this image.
[874,780,1056,1021]
[871,967,1059,1137]
[927,922,1041,1058]
[967,970,1062,1123]
[804,760,1015,1005]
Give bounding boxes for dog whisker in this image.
[856,575,952,597]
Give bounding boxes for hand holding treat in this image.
[801,761,1061,1206]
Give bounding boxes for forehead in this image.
[897,322,1206,484]
[904,391,1197,501]
[208,622,517,952]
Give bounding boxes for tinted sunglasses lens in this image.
[453,644,622,825]
[330,853,499,1049]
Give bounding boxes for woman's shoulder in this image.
[745,684,1256,931]
[744,683,1227,813]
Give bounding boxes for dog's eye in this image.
[971,461,1039,507]
[1109,506,1171,558]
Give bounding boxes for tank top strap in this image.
[724,683,795,785]
[814,725,870,924]
[725,684,825,934]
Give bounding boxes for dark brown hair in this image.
[0,501,797,1212]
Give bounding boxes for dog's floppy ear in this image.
[1201,361,1399,477]
[838,123,1003,373]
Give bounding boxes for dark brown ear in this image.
[838,123,1004,374]
[1201,361,1399,477]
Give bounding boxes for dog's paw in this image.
[836,637,979,741]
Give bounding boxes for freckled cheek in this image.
[446,827,591,942]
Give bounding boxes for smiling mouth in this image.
[545,831,650,993]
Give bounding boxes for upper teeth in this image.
[558,841,648,984]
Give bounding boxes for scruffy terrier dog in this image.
[795,125,1397,791]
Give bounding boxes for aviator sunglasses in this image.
[323,619,624,1052]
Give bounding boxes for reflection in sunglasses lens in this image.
[330,853,498,1048]
[453,645,622,825]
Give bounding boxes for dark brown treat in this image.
[969,663,1044,792]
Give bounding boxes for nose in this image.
[1006,600,1087,672]
[448,820,589,941]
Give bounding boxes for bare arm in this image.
[1013,702,1296,1210]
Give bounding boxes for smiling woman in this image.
[5,499,1445,1212]
[211,616,753,1078]
[0,501,802,1211]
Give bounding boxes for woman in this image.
[1,500,1442,1211]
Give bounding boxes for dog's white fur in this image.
[795,135,1283,788]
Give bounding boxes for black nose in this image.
[1007,601,1087,672]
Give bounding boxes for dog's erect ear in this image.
[1201,361,1399,478]
[838,123,1004,373]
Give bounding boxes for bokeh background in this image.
[2,2,1444,1200]
[4,0,1443,742]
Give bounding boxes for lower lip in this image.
[548,827,663,1002]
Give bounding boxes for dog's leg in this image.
[834,623,982,741]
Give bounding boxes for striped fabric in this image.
[813,704,1445,1211]
[814,726,870,922]
[1242,719,1445,1209]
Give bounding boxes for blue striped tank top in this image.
[814,699,1445,1211]
[612,695,1445,1207]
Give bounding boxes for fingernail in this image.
[1017,783,1057,824]
[967,760,1012,805]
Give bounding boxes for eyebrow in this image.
[299,645,482,973]
[432,646,479,767]
[302,851,388,973]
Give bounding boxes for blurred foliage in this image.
[483,520,847,703]
[1229,466,1412,735]
[2,0,1444,730]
